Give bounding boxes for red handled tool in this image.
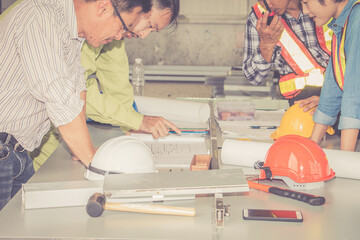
[247,180,325,206]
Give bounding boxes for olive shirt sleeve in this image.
[81,40,144,132]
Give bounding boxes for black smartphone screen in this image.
[243,209,303,222]
[250,209,296,218]
[267,15,274,25]
[263,0,275,25]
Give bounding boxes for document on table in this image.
[131,133,209,171]
[217,109,285,140]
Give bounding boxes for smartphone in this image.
[243,209,303,222]
[263,0,275,25]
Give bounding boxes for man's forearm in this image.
[310,123,328,144]
[341,129,359,151]
[58,91,95,167]
[259,41,275,63]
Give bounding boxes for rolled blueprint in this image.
[221,139,360,180]
[134,96,210,123]
[322,149,360,181]
[221,139,271,168]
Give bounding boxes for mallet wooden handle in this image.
[105,202,196,217]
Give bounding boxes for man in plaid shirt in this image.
[242,0,330,110]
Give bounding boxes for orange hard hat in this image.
[260,135,335,190]
[271,103,335,139]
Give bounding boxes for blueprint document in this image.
[218,109,285,140]
[131,133,209,171]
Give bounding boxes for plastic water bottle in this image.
[132,58,145,96]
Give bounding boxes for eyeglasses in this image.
[110,1,140,38]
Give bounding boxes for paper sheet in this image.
[321,149,360,180]
[134,96,210,125]
[218,110,285,140]
[221,139,360,180]
[221,139,272,167]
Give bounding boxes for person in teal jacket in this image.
[302,0,360,151]
[31,0,180,170]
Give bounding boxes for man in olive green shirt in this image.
[32,39,180,170]
[83,39,180,134]
[83,40,143,132]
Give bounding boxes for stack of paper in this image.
[217,109,285,140]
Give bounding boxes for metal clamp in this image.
[213,193,230,228]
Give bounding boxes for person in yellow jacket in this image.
[30,0,180,171]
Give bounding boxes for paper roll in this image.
[221,139,271,168]
[322,149,360,180]
[134,96,210,123]
[221,139,360,180]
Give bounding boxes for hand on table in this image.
[295,96,320,115]
[132,115,181,139]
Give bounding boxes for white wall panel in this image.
[180,0,249,16]
[126,0,258,66]
[1,0,258,66]
[179,0,258,24]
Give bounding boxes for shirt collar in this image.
[328,0,358,32]
[283,10,304,22]
[65,0,83,41]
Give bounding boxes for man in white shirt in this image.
[0,0,151,210]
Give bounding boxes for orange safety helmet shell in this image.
[260,135,335,183]
[271,103,335,139]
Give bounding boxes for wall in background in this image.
[126,0,257,67]
[1,0,257,67]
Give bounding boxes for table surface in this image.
[1,122,360,240]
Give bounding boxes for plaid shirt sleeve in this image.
[242,11,329,87]
[242,11,273,86]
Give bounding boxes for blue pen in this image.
[132,101,139,112]
[249,126,277,129]
[169,130,209,134]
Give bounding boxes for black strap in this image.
[88,163,123,176]
[254,160,272,180]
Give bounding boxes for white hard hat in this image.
[85,136,156,180]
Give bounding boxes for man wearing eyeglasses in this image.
[31,0,181,170]
[0,0,151,211]
[84,0,181,139]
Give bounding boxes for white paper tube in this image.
[134,96,210,123]
[221,139,360,180]
[221,139,271,168]
[322,149,360,180]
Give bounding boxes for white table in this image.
[1,122,360,240]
